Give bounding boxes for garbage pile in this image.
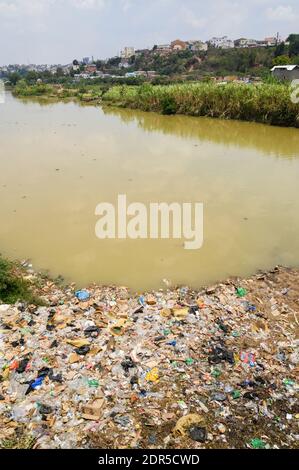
[0,266,298,449]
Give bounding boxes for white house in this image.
[235,38,258,48]
[265,36,281,46]
[188,40,208,52]
[209,36,234,49]
[120,47,135,59]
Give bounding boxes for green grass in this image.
[0,255,42,304]
[103,82,299,127]
[13,81,103,103]
[14,80,53,96]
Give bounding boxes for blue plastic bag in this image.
[75,290,90,301]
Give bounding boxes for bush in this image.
[0,256,40,304]
[161,95,177,115]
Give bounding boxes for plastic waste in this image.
[250,438,266,449]
[0,265,297,449]
[75,290,90,301]
[236,287,247,297]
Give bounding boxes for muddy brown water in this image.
[0,92,299,290]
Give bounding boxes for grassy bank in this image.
[13,81,103,103]
[12,81,299,127]
[103,82,299,127]
[0,255,42,304]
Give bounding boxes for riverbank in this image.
[102,82,299,127]
[12,82,103,104]
[0,262,298,449]
[12,81,299,127]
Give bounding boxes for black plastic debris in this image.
[188,426,207,442]
[189,305,199,315]
[39,404,53,415]
[208,346,235,365]
[130,375,139,387]
[121,357,136,373]
[37,367,51,378]
[16,357,30,374]
[243,391,260,400]
[84,326,100,337]
[75,345,90,356]
[217,320,230,333]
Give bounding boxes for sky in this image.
[0,0,298,65]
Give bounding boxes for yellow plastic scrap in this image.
[234,352,240,364]
[173,414,205,436]
[66,339,90,348]
[110,318,127,336]
[145,367,159,383]
[2,368,10,380]
[173,308,189,321]
[160,308,172,318]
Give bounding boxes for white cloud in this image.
[0,2,17,16]
[0,0,55,18]
[69,0,106,9]
[121,0,133,12]
[0,0,106,17]
[181,6,207,29]
[266,5,298,22]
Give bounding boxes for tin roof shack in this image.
[271,65,299,81]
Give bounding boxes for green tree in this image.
[274,42,285,57]
[56,67,64,77]
[273,55,290,66]
[287,34,299,56]
[8,72,21,85]
[107,57,121,67]
[26,70,38,83]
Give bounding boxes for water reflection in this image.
[103,106,299,159]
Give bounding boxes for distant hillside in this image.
[97,42,299,80]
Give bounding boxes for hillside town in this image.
[1,32,296,82]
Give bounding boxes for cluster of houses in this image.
[0,63,71,78]
[119,33,284,58]
[71,58,158,81]
[209,34,284,49]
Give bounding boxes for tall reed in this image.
[103,82,299,127]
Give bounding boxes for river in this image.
[0,91,299,290]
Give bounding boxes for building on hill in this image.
[187,40,208,52]
[120,47,135,59]
[271,65,299,81]
[209,36,234,49]
[265,35,282,46]
[234,38,258,48]
[155,44,171,54]
[85,64,97,74]
[119,61,130,69]
[135,49,150,57]
[171,39,188,51]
